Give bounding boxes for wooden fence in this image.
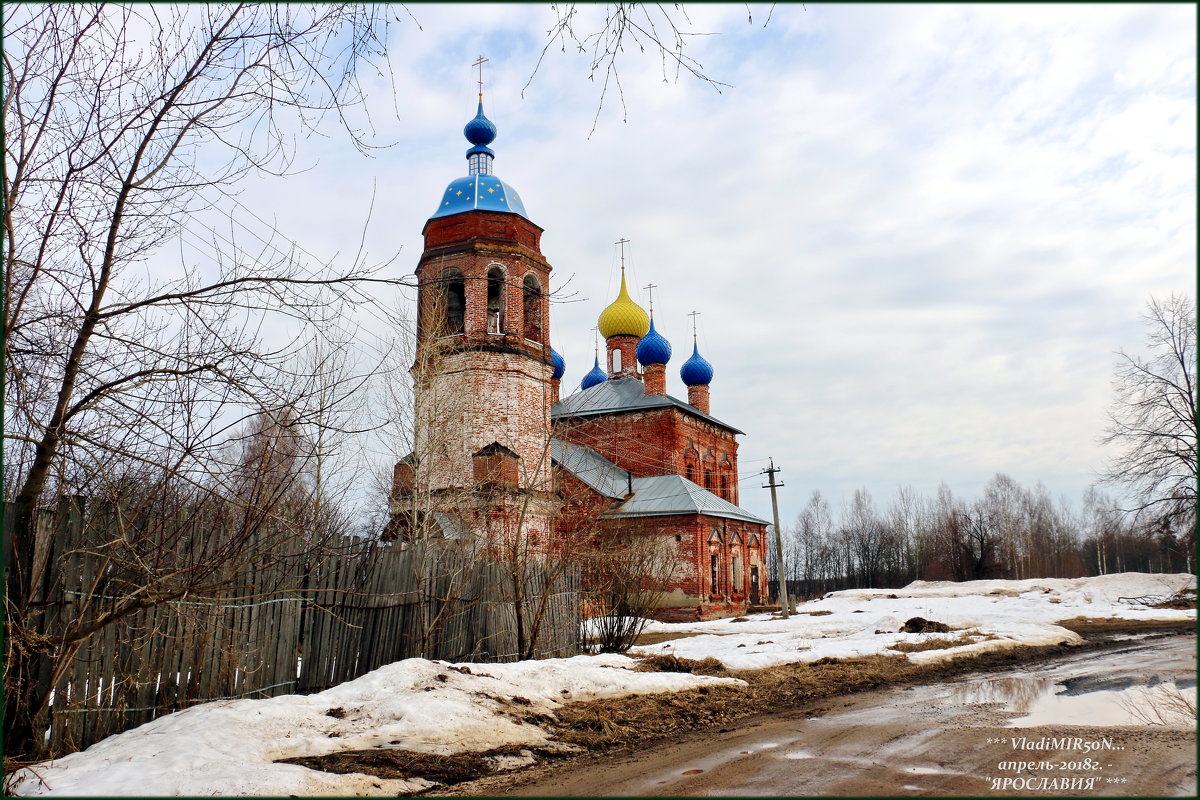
[12,501,580,758]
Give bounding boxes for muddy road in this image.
[489,634,1195,797]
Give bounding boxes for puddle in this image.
[783,750,815,760]
[951,676,1196,728]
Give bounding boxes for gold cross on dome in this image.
[472,55,489,100]
[644,283,658,314]
[615,238,630,270]
[689,310,701,341]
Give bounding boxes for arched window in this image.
[440,269,465,335]
[487,267,505,334]
[702,454,717,492]
[522,274,543,342]
[720,474,729,498]
[686,463,696,483]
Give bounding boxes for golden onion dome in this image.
[597,270,650,339]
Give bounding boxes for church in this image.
[391,91,770,622]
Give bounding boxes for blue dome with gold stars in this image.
[550,348,566,380]
[680,342,713,386]
[581,355,607,390]
[430,101,530,221]
[636,318,672,366]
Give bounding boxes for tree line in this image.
[776,293,1197,598]
[777,476,1192,599]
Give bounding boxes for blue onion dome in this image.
[680,342,714,386]
[581,355,607,390]
[431,100,530,222]
[550,348,566,380]
[463,102,497,146]
[636,318,672,366]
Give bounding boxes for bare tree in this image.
[2,3,405,761]
[1101,294,1197,544]
[585,523,678,653]
[527,3,775,134]
[787,489,833,598]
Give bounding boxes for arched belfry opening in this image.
[441,269,465,335]
[487,266,505,334]
[523,274,543,342]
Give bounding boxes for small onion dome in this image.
[597,271,650,339]
[680,342,714,386]
[581,355,607,390]
[550,348,566,380]
[636,318,672,366]
[463,102,497,146]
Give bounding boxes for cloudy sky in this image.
[224,3,1195,524]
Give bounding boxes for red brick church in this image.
[392,93,768,622]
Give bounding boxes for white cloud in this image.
[203,3,1194,522]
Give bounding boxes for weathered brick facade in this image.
[402,208,558,549]
[551,468,768,621]
[556,407,740,504]
[392,105,768,623]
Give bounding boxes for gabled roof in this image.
[552,377,742,434]
[551,439,767,526]
[473,441,518,459]
[550,439,629,499]
[604,474,770,526]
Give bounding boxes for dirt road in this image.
[490,634,1195,797]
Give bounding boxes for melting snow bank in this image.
[8,655,745,797]
[10,573,1193,796]
[632,572,1195,670]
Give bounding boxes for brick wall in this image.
[555,406,741,503]
[415,350,554,492]
[552,474,769,622]
[416,210,553,362]
[413,208,557,496]
[605,334,641,379]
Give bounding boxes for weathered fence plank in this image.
[27,508,581,760]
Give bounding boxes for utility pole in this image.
[762,458,790,618]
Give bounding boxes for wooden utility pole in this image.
[762,458,790,618]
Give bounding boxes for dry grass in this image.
[799,609,833,616]
[551,654,914,751]
[889,633,976,653]
[635,654,729,676]
[630,631,703,647]
[1056,617,1196,634]
[278,748,503,783]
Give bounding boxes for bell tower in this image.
[406,73,556,544]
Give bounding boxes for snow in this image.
[634,572,1195,670]
[10,572,1193,797]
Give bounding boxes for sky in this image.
[217,3,1195,526]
